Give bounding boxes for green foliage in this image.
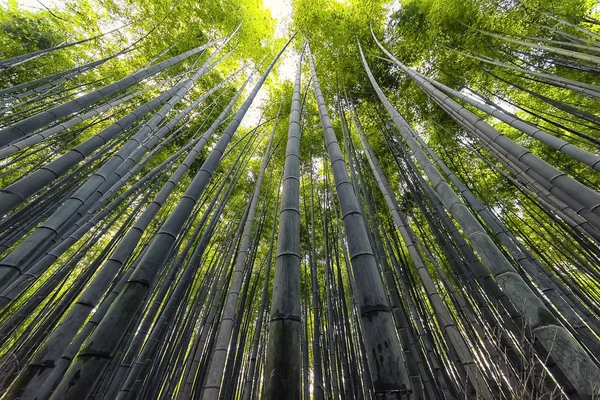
[1,0,600,397]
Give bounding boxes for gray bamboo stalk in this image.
[0,51,135,109]
[346,108,424,400]
[394,132,526,393]
[320,179,333,398]
[520,34,600,53]
[411,69,600,173]
[341,106,410,395]
[263,43,304,400]
[0,76,168,160]
[65,92,232,236]
[0,46,237,290]
[545,13,600,41]
[177,248,231,399]
[38,217,188,399]
[65,47,237,223]
[156,134,256,399]
[306,41,409,397]
[413,133,600,342]
[361,40,600,397]
[0,24,125,69]
[242,180,279,400]
[485,71,600,131]
[1,205,155,397]
[0,39,172,113]
[308,161,325,400]
[49,38,291,400]
[0,84,177,214]
[538,24,600,49]
[301,304,310,400]
[376,41,600,221]
[116,127,257,399]
[422,97,597,392]
[323,242,339,399]
[1,72,103,113]
[469,141,600,312]
[132,41,180,74]
[116,163,244,400]
[464,72,600,148]
[436,95,600,238]
[326,170,373,399]
[476,28,600,65]
[36,257,139,398]
[3,68,255,398]
[0,35,225,146]
[0,52,119,97]
[453,50,600,99]
[201,104,280,399]
[0,44,232,216]
[182,217,246,399]
[220,230,260,399]
[0,133,193,308]
[354,103,493,400]
[467,133,600,312]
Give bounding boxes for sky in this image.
[17,0,63,12]
[263,0,296,81]
[242,0,297,127]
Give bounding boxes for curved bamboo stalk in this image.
[48,36,291,400]
[410,69,600,173]
[361,39,600,397]
[0,49,238,291]
[201,103,280,399]
[454,50,600,99]
[0,45,233,216]
[354,100,494,400]
[0,24,126,69]
[475,28,600,65]
[377,40,600,222]
[434,94,600,240]
[307,41,409,397]
[242,178,280,400]
[0,34,228,146]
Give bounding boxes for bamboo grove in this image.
[0,0,599,398]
